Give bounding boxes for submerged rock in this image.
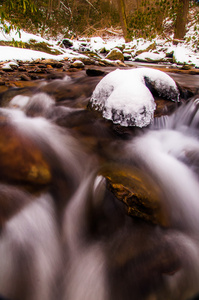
[89,67,180,127]
[100,164,168,226]
[0,111,51,185]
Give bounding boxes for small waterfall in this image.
[0,82,199,300]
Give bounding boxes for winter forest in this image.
[0,0,198,41]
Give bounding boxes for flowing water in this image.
[0,71,199,300]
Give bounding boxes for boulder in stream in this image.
[100,164,168,226]
[0,111,51,185]
[89,67,180,127]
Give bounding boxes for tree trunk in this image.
[116,0,130,42]
[174,0,189,41]
[47,0,53,19]
[57,0,61,10]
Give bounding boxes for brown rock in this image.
[0,117,51,185]
[20,74,31,81]
[100,164,169,226]
[18,66,27,72]
[47,64,53,69]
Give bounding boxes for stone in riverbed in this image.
[20,74,31,81]
[89,68,180,128]
[100,164,168,226]
[70,60,85,68]
[0,114,51,185]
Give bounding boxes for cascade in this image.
[0,70,198,300]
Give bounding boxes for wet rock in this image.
[20,74,31,81]
[18,66,27,72]
[62,38,73,48]
[100,164,168,226]
[39,75,101,104]
[79,56,96,65]
[181,64,193,70]
[70,60,85,68]
[29,74,42,80]
[0,115,51,185]
[105,48,124,62]
[33,67,47,74]
[86,68,106,77]
[154,97,180,118]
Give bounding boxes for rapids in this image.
[0,70,199,300]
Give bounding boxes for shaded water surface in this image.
[0,69,199,300]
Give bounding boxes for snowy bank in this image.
[0,26,199,68]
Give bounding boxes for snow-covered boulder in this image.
[89,68,180,128]
[134,52,166,63]
[172,45,199,67]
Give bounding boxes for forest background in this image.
[0,0,199,45]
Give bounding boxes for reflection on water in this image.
[0,74,199,300]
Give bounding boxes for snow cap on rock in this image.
[89,67,179,128]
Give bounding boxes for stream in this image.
[0,66,199,300]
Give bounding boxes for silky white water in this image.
[0,88,199,300]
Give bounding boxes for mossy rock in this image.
[105,48,124,62]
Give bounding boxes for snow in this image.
[0,27,89,62]
[135,52,166,62]
[0,45,89,62]
[173,45,199,67]
[0,25,198,67]
[90,68,179,127]
[0,25,196,128]
[0,28,47,44]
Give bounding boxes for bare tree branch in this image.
[84,0,99,13]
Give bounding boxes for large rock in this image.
[89,68,180,128]
[100,164,168,226]
[0,113,51,185]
